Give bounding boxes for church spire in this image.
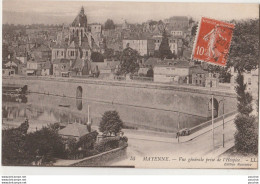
[80,6,84,14]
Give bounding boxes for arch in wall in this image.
[209,98,219,118]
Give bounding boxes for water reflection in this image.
[2,92,207,133]
[76,99,83,111]
[2,94,89,131]
[2,93,28,103]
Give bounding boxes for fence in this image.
[189,110,237,134]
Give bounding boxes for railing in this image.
[189,110,237,134]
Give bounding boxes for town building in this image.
[30,44,52,61]
[53,58,72,77]
[205,73,219,88]
[191,67,208,87]
[171,30,183,37]
[164,16,189,30]
[123,38,155,56]
[153,60,193,84]
[4,58,26,75]
[2,65,16,76]
[41,61,53,76]
[90,23,102,36]
[230,67,258,99]
[58,122,98,159]
[51,6,103,76]
[26,59,46,76]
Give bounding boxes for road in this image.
[109,118,236,166]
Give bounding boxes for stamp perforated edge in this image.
[191,17,235,67]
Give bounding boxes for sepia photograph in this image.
[1,0,259,169]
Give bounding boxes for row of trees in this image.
[2,122,66,165]
[228,19,259,155]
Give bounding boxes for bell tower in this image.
[69,6,88,43]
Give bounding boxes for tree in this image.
[2,122,66,165]
[91,52,104,62]
[104,48,114,59]
[118,47,140,75]
[24,126,66,162]
[99,111,123,136]
[159,30,172,59]
[228,19,259,72]
[228,19,259,155]
[234,73,258,155]
[2,122,31,165]
[104,19,116,30]
[191,24,198,36]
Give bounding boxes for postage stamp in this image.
[192,17,235,66]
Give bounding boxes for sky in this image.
[2,0,259,25]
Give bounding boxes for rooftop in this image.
[58,123,89,138]
[71,7,88,27]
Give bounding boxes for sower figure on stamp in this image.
[203,24,227,62]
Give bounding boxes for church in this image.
[52,7,104,77]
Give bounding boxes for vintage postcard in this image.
[1,1,259,169]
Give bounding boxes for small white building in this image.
[153,61,192,84]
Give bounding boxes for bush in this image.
[91,52,104,62]
[94,137,120,153]
[120,136,128,143]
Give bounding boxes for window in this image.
[71,51,74,56]
[248,78,252,85]
[61,51,63,56]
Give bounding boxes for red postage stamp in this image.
[192,17,235,66]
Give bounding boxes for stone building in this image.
[51,6,103,76]
[122,38,155,56]
[164,16,189,30]
[191,67,208,87]
[153,60,193,84]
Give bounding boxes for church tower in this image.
[69,6,88,45]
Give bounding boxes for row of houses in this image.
[150,59,219,87]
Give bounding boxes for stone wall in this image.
[3,76,237,132]
[70,145,128,167]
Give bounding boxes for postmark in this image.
[192,17,235,66]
